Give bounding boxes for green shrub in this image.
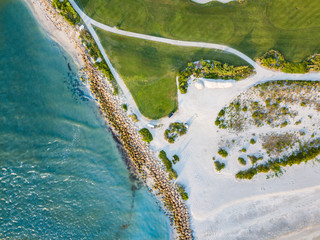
[164,122,187,143]
[177,60,253,93]
[282,62,308,73]
[214,160,226,171]
[159,150,177,180]
[52,0,80,26]
[248,155,263,165]
[218,109,226,117]
[172,154,180,164]
[215,118,221,126]
[241,148,247,153]
[176,184,189,201]
[258,49,316,73]
[218,148,228,157]
[122,104,128,111]
[139,128,153,143]
[236,141,320,180]
[238,157,246,165]
[250,138,256,144]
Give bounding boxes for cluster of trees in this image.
[139,128,153,143]
[177,60,253,94]
[236,141,320,180]
[52,0,80,26]
[258,50,320,73]
[164,122,187,143]
[159,150,178,180]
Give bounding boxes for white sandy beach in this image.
[24,0,84,67]
[144,74,320,239]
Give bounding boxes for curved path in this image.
[68,1,320,239]
[69,0,320,122]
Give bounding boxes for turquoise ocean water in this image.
[0,0,170,239]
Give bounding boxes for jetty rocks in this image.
[36,0,193,238]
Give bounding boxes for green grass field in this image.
[96,28,249,119]
[76,0,320,62]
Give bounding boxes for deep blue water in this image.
[0,0,170,239]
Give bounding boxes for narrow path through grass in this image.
[96,28,249,119]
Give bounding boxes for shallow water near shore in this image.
[0,0,170,239]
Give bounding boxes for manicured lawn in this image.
[76,0,320,62]
[96,28,249,119]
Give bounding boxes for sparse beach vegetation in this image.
[238,157,246,166]
[215,80,320,179]
[172,154,180,164]
[159,150,178,180]
[236,141,320,180]
[218,148,228,158]
[214,160,226,172]
[176,184,189,201]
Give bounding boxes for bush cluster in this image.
[218,148,228,158]
[159,150,178,179]
[214,160,226,171]
[258,50,320,73]
[139,128,153,143]
[164,122,187,143]
[52,0,80,26]
[172,154,180,164]
[177,59,253,94]
[236,142,320,180]
[238,157,246,165]
[176,184,189,201]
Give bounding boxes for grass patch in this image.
[95,29,248,119]
[77,0,320,62]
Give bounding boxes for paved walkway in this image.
[69,0,320,123]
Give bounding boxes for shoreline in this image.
[24,0,192,239]
[24,0,84,68]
